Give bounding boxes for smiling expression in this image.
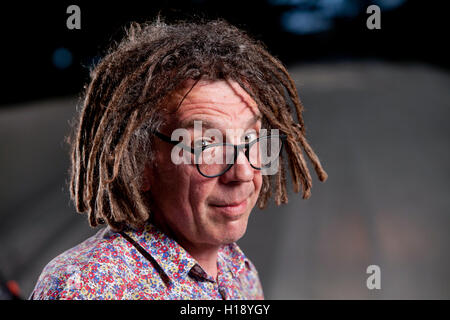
[146,79,263,250]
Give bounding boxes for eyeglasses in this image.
[153,131,286,178]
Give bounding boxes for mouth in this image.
[209,199,248,218]
[211,199,247,207]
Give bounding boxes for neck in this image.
[150,215,220,280]
[181,242,220,279]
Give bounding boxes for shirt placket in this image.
[216,255,239,300]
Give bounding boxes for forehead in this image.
[165,79,261,128]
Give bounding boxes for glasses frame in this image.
[153,131,287,178]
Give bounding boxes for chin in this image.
[204,201,254,245]
[215,218,249,245]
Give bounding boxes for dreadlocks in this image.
[69,17,328,231]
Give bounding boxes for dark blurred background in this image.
[1,0,449,299]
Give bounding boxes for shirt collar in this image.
[122,222,248,283]
[218,242,248,278]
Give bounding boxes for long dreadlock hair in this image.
[69,17,328,231]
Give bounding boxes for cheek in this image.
[149,147,190,202]
[187,174,217,209]
[250,173,263,205]
[254,172,263,193]
[157,159,214,211]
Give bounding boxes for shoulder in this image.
[30,227,130,300]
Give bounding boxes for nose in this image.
[219,148,255,183]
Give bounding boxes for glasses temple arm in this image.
[153,131,196,153]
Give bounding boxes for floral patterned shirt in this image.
[30,223,264,300]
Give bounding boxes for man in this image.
[30,18,327,300]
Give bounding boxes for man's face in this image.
[146,79,263,249]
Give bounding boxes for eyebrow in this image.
[179,113,262,131]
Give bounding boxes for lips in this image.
[209,198,248,218]
[211,199,247,207]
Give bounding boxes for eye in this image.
[193,137,213,148]
[243,132,258,143]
